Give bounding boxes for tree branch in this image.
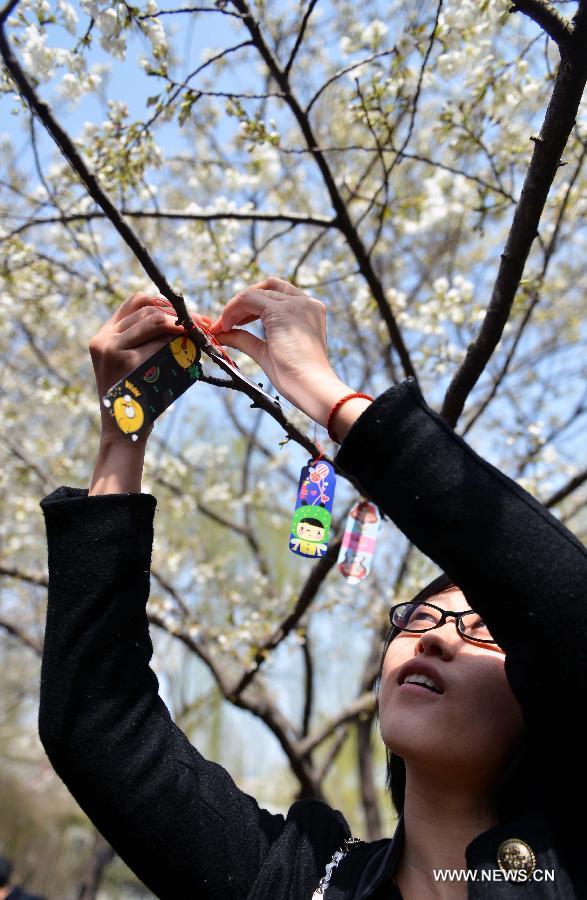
[2,434,52,490]
[0,617,42,654]
[139,4,245,20]
[357,713,382,840]
[273,142,517,201]
[387,0,443,176]
[545,466,587,508]
[315,727,348,782]
[296,548,415,766]
[460,136,587,438]
[575,0,587,33]
[510,0,573,47]
[440,20,587,426]
[306,48,397,115]
[239,406,275,585]
[0,208,336,244]
[284,0,319,77]
[301,628,314,741]
[0,563,45,653]
[0,563,48,587]
[298,692,375,757]
[559,494,587,528]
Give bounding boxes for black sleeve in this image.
[38,486,286,900]
[334,377,587,818]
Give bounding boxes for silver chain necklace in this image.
[312,837,363,897]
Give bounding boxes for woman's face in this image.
[379,589,524,788]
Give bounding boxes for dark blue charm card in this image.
[289,459,337,558]
[102,334,203,441]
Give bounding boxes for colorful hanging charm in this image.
[289,458,337,558]
[102,333,203,442]
[336,499,381,584]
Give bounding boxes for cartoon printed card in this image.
[336,500,380,584]
[289,459,337,559]
[102,334,203,441]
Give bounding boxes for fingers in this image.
[117,312,213,350]
[228,313,258,327]
[110,291,213,328]
[209,289,273,334]
[209,279,302,334]
[115,304,173,334]
[153,298,213,326]
[215,328,267,366]
[248,276,301,296]
[116,309,186,350]
[116,306,210,336]
[110,291,154,325]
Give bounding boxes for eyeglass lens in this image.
[392,602,494,642]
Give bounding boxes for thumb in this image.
[215,328,266,366]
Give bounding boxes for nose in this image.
[415,617,461,658]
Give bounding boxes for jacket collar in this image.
[350,812,404,898]
[325,804,581,898]
[353,808,579,899]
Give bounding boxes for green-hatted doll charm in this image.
[289,460,336,558]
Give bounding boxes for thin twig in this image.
[284,0,319,77]
[0,208,336,243]
[387,0,443,180]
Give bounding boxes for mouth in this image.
[397,664,445,695]
[399,679,443,696]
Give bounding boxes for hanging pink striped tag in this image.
[336,500,380,584]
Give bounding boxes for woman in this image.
[38,279,587,899]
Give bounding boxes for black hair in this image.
[376,572,539,821]
[0,854,12,887]
[299,517,324,528]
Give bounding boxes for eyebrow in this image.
[424,603,481,615]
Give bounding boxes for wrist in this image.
[327,393,374,443]
[98,431,149,454]
[89,436,147,496]
[304,375,374,442]
[293,373,348,428]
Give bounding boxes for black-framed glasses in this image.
[389,601,498,644]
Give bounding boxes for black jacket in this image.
[5,887,46,900]
[38,377,587,898]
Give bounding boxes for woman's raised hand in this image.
[209,277,348,425]
[89,291,212,447]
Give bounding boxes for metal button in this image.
[497,838,537,881]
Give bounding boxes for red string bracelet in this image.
[327,392,374,443]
